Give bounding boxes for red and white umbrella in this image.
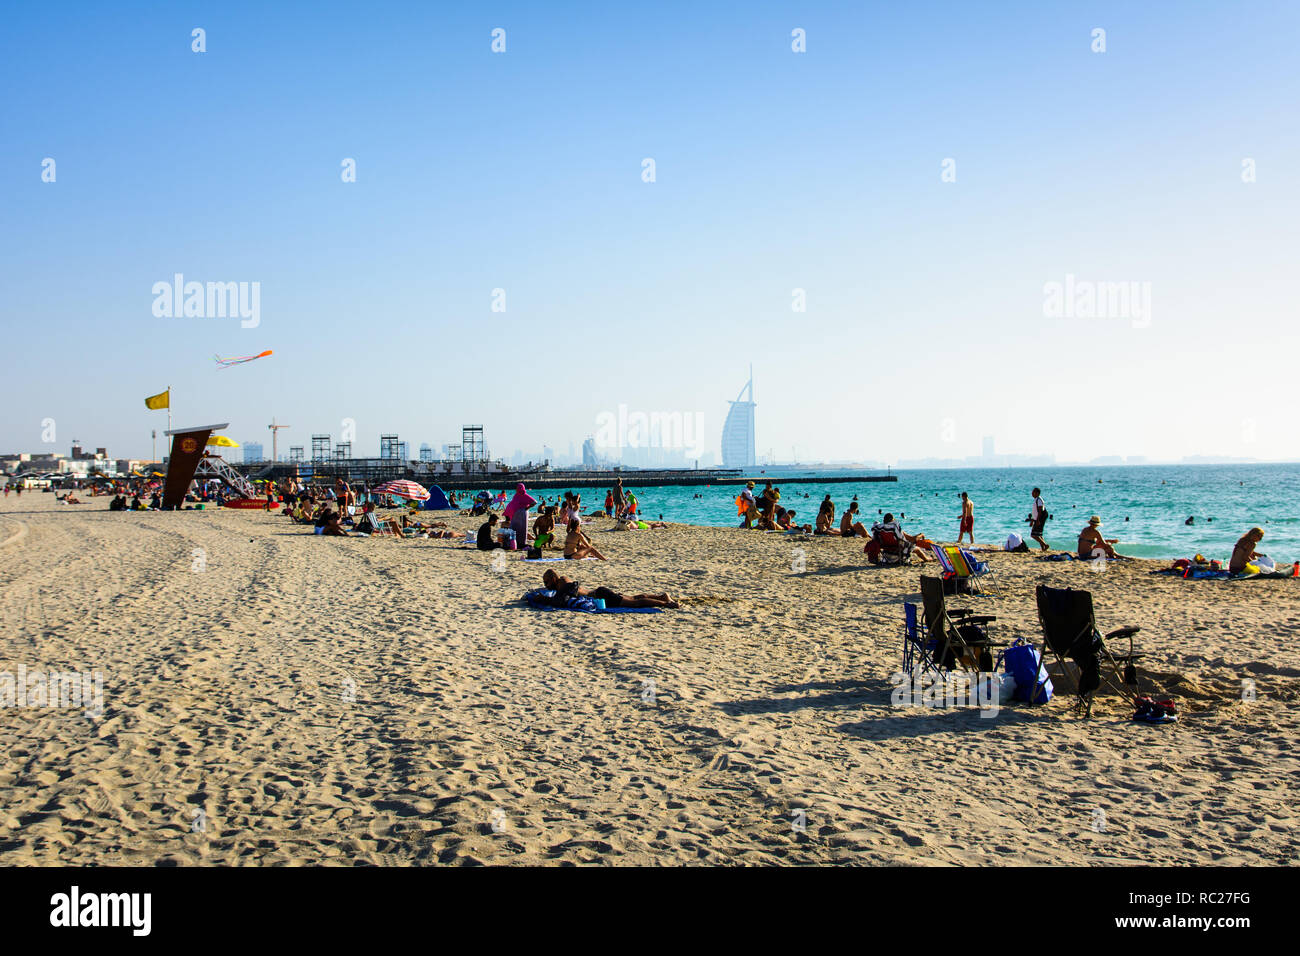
[372,479,430,501]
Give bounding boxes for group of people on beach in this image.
[220,468,1298,583]
[737,482,938,564]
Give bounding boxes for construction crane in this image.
[267,418,291,463]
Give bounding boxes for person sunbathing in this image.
[355,504,401,536]
[418,528,459,539]
[616,516,668,529]
[840,502,868,537]
[1229,527,1266,574]
[541,569,679,608]
[564,518,607,560]
[778,509,811,533]
[1078,516,1127,559]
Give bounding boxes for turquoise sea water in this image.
[500,464,1300,563]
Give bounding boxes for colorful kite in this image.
[214,350,272,368]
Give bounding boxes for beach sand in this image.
[1,493,1297,866]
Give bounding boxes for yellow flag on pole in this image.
[144,389,170,410]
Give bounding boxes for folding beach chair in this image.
[931,544,999,595]
[901,601,940,680]
[918,576,1003,673]
[1034,585,1144,718]
[867,528,912,565]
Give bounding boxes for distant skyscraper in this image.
[582,437,597,467]
[242,442,264,463]
[982,436,995,459]
[721,367,756,468]
[419,443,432,461]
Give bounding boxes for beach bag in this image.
[1005,639,1053,704]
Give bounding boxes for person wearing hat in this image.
[739,481,757,529]
[1078,515,1126,560]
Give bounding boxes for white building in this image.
[721,369,756,468]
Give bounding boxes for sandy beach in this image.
[1,493,1297,866]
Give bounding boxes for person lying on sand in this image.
[542,569,679,609]
[564,518,607,560]
[1078,516,1128,559]
[616,516,668,529]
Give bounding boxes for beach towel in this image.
[1154,566,1296,580]
[522,588,662,613]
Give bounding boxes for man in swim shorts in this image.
[958,492,974,545]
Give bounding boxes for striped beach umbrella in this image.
[372,479,430,501]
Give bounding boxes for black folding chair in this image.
[1034,585,1143,717]
[919,576,1002,674]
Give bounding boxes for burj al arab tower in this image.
[721,368,756,468]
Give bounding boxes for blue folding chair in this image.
[901,601,942,679]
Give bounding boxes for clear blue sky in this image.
[4,1,1297,464]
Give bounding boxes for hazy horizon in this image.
[5,1,1298,465]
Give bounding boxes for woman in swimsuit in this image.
[564,518,607,560]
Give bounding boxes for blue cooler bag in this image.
[1005,639,1053,704]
